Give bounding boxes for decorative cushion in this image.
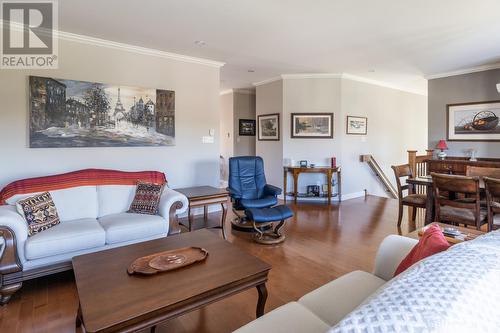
[17,192,61,236]
[128,182,164,215]
[11,186,98,222]
[394,224,450,276]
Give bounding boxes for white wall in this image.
[219,92,234,181]
[0,37,221,189]
[256,77,428,199]
[233,91,256,156]
[340,79,428,197]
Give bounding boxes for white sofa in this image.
[234,235,418,333]
[0,183,188,304]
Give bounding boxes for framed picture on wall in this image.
[257,113,280,141]
[239,119,256,136]
[346,116,367,135]
[447,100,500,141]
[291,113,333,138]
[29,76,176,148]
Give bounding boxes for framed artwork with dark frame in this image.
[291,113,333,138]
[257,113,280,141]
[447,100,500,142]
[346,116,367,135]
[239,119,256,136]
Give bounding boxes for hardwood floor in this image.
[0,195,422,333]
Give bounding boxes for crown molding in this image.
[2,20,225,68]
[253,76,282,86]
[253,72,426,95]
[219,89,233,95]
[425,63,500,80]
[341,73,427,96]
[233,88,256,95]
[281,73,342,79]
[56,31,225,68]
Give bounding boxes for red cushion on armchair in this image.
[394,224,450,276]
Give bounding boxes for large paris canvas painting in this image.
[29,76,175,147]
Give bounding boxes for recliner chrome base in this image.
[252,219,286,245]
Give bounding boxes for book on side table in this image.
[407,222,485,245]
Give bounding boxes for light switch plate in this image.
[202,136,214,144]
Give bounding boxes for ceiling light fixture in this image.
[497,83,500,93]
[194,40,206,47]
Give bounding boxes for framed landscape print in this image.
[346,116,367,135]
[447,100,500,141]
[258,113,280,141]
[239,119,256,136]
[29,76,175,148]
[291,113,333,138]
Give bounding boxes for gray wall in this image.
[233,91,256,156]
[256,80,283,188]
[428,68,500,157]
[0,38,221,189]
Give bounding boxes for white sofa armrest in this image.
[0,205,27,268]
[372,235,417,281]
[158,188,188,235]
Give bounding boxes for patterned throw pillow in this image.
[128,182,164,215]
[17,192,61,236]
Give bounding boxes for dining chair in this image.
[466,166,500,179]
[484,177,500,231]
[391,164,426,227]
[431,173,487,230]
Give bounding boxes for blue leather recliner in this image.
[228,156,282,211]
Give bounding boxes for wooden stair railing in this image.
[360,155,398,199]
[408,150,433,195]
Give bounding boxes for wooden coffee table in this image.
[72,230,271,332]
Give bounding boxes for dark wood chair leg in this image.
[397,203,403,227]
[411,207,417,222]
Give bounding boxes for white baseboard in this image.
[279,190,365,202]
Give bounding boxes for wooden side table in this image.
[175,186,229,239]
[283,166,341,204]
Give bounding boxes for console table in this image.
[283,166,341,204]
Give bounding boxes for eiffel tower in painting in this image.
[114,87,126,125]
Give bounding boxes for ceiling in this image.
[59,0,500,95]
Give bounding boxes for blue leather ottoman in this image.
[245,205,293,244]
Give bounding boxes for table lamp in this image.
[436,140,448,160]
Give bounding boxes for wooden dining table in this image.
[406,176,486,225]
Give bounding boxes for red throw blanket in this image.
[0,169,167,205]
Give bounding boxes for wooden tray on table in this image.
[127,246,208,275]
